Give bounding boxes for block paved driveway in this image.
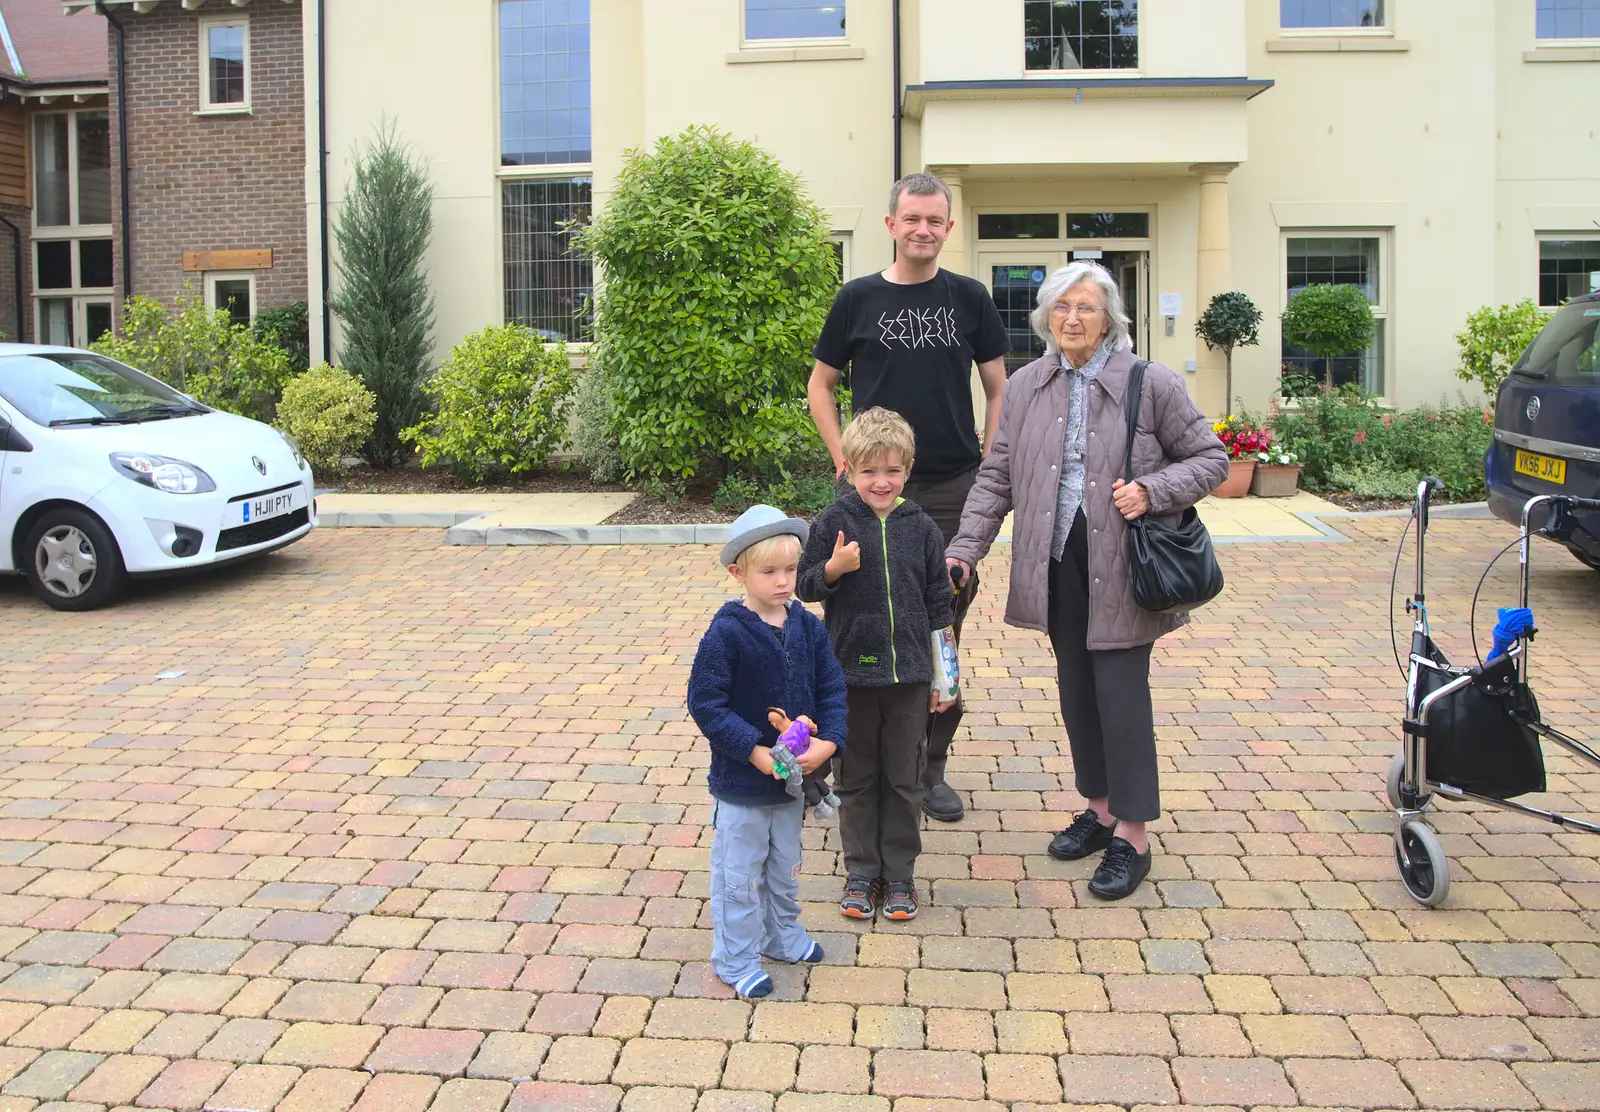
[0,517,1598,1112]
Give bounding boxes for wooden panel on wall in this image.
[182,248,274,272]
[0,102,28,208]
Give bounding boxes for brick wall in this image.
[107,1,306,313]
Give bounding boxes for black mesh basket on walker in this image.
[1414,643,1546,800]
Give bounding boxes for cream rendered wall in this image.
[1228,0,1499,408]
[309,0,501,369]
[917,0,1024,81]
[1141,0,1248,78]
[1493,0,1600,310]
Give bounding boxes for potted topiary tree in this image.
[1195,290,1262,414]
[1280,284,1375,394]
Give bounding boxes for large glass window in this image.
[503,177,593,342]
[1280,1,1384,28]
[746,1,846,40]
[33,114,71,228]
[1068,212,1149,239]
[32,110,113,347]
[500,0,591,167]
[201,20,248,109]
[1537,0,1600,39]
[1539,239,1600,307]
[978,213,1059,240]
[1283,235,1386,395]
[1025,0,1138,71]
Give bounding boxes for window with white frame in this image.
[33,110,113,347]
[499,0,594,342]
[1282,234,1388,395]
[745,1,846,41]
[1536,0,1600,39]
[828,234,850,285]
[206,273,255,327]
[1538,238,1600,307]
[1025,0,1138,71]
[1280,1,1385,28]
[200,18,249,110]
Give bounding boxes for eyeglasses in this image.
[1049,302,1102,318]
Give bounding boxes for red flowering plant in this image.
[1212,413,1272,460]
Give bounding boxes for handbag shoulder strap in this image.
[1122,358,1150,484]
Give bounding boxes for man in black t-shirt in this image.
[806,172,1009,824]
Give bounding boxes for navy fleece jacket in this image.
[687,599,849,806]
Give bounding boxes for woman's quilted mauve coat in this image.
[945,348,1229,650]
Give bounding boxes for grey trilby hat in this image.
[720,504,809,567]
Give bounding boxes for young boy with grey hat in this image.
[688,505,848,999]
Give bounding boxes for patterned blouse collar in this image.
[1060,340,1113,378]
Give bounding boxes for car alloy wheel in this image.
[35,525,98,599]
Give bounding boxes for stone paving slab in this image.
[0,517,1597,1111]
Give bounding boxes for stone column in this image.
[1192,162,1238,417]
[932,166,967,277]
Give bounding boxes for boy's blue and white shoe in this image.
[762,941,825,964]
[734,971,774,999]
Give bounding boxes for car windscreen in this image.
[0,352,196,426]
[1513,300,1600,387]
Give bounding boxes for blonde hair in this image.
[842,407,916,472]
[733,532,801,569]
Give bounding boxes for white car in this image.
[0,344,317,610]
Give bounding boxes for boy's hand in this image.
[931,690,956,714]
[797,738,837,774]
[824,531,861,583]
[749,746,778,778]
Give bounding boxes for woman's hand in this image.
[1111,479,1150,521]
[797,738,836,774]
[930,689,956,714]
[946,557,972,586]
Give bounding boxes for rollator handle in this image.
[1415,476,1444,531]
[1557,495,1600,513]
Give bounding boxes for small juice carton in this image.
[930,627,960,705]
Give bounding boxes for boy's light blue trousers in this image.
[710,797,815,986]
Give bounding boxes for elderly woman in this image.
[945,262,1228,900]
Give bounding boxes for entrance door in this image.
[1102,250,1149,356]
[979,254,1064,376]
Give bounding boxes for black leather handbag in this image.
[1121,359,1226,613]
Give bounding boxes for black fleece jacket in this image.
[796,491,955,687]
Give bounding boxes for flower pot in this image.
[1214,459,1256,499]
[1250,464,1302,498]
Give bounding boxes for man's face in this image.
[885,190,952,263]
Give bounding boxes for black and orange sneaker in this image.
[840,875,882,919]
[881,880,919,920]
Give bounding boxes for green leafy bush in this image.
[712,469,836,517]
[712,474,763,513]
[1454,299,1550,398]
[1327,462,1420,500]
[93,293,292,422]
[574,353,624,483]
[403,323,577,483]
[330,123,435,466]
[1374,405,1494,500]
[1281,284,1375,388]
[1195,291,1262,408]
[253,301,311,374]
[1265,388,1384,490]
[577,125,839,482]
[276,364,376,473]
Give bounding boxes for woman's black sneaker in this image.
[1088,837,1152,901]
[1047,809,1116,861]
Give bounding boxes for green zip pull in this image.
[881,516,898,682]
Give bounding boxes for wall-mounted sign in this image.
[1158,293,1182,317]
[1071,249,1103,260]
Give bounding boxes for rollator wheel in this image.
[1386,752,1432,811]
[1395,820,1450,907]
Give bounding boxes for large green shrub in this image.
[1266,388,1384,490]
[1281,284,1375,389]
[330,123,435,467]
[577,125,839,481]
[93,294,292,422]
[276,364,376,474]
[254,301,311,374]
[574,353,624,483]
[403,324,577,483]
[1195,291,1262,409]
[1455,299,1550,398]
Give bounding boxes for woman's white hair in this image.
[1030,261,1133,356]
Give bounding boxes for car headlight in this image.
[109,452,217,494]
[278,429,306,471]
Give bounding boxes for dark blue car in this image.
[1486,292,1600,569]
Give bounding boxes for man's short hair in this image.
[842,407,916,471]
[735,533,801,568]
[888,172,952,218]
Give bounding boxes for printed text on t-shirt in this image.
[877,307,959,350]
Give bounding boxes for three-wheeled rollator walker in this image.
[1386,478,1600,906]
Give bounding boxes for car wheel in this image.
[22,509,127,611]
